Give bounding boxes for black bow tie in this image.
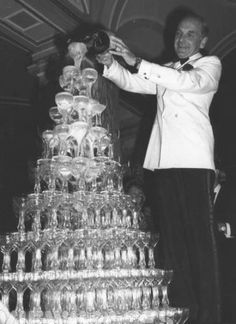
[179,57,189,65]
[176,57,193,71]
[182,63,193,71]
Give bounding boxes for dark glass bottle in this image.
[84,30,110,55]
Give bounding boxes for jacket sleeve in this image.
[138,56,222,93]
[103,60,157,95]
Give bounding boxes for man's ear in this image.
[200,36,208,49]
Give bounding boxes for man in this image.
[97,12,222,324]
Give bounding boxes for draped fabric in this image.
[153,168,221,324]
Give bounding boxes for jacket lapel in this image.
[158,53,203,113]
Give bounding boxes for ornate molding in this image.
[67,0,90,14]
[210,30,236,59]
[0,96,31,107]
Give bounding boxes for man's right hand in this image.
[96,52,114,68]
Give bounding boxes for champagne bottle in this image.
[84,30,110,55]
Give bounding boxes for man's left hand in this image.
[109,35,136,66]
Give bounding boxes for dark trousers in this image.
[153,168,221,324]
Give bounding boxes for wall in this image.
[0,37,38,232]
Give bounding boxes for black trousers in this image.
[153,168,221,324]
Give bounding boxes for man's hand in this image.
[218,222,226,233]
[109,35,136,66]
[96,35,138,68]
[96,51,114,68]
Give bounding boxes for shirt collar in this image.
[174,52,202,69]
[187,52,202,63]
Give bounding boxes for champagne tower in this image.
[0,34,189,324]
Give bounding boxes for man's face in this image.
[174,17,207,59]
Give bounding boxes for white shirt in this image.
[103,53,222,171]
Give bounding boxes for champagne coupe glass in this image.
[0,282,12,310]
[102,160,121,193]
[52,155,72,193]
[68,121,89,157]
[1,239,12,275]
[49,106,63,125]
[88,99,106,125]
[14,284,26,320]
[59,65,80,94]
[97,133,111,161]
[42,130,54,159]
[81,68,98,98]
[161,270,173,307]
[88,125,107,159]
[41,190,60,230]
[55,92,73,124]
[84,159,102,191]
[68,42,87,69]
[25,193,43,235]
[53,124,70,156]
[17,197,26,237]
[72,156,89,191]
[37,158,53,193]
[73,95,89,122]
[77,137,93,163]
[59,65,71,92]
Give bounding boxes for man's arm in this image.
[108,35,222,94]
[103,59,157,95]
[138,56,222,93]
[96,51,156,95]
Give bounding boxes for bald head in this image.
[174,14,208,59]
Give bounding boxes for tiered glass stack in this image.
[0,41,189,323]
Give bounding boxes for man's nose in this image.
[178,34,185,43]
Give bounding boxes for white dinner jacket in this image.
[103,53,222,170]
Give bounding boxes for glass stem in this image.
[62,178,68,193]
